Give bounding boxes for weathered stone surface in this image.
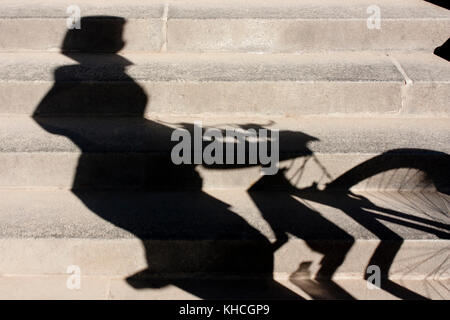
[0,189,448,280]
[0,116,448,189]
[0,52,406,116]
[1,0,449,52]
[167,19,450,52]
[390,52,450,115]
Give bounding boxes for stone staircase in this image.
[0,0,449,299]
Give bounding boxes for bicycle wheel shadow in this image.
[249,149,450,300]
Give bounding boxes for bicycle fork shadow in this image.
[248,152,450,300]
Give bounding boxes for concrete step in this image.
[1,116,449,190]
[0,276,448,300]
[0,52,449,116]
[0,188,448,300]
[0,0,449,52]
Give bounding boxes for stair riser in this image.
[167,19,450,53]
[0,152,446,191]
[0,18,163,52]
[1,18,448,52]
[0,239,447,280]
[2,81,449,116]
[1,81,407,116]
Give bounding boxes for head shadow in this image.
[33,16,145,118]
[62,16,126,55]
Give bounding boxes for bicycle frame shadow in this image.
[249,149,450,299]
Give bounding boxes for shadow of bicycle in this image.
[32,16,449,300]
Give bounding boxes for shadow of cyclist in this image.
[32,16,305,299]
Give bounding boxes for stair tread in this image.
[1,52,449,83]
[1,52,448,85]
[0,51,402,82]
[1,0,449,19]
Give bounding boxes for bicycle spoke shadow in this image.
[250,151,450,300]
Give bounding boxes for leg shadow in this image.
[249,170,355,300]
